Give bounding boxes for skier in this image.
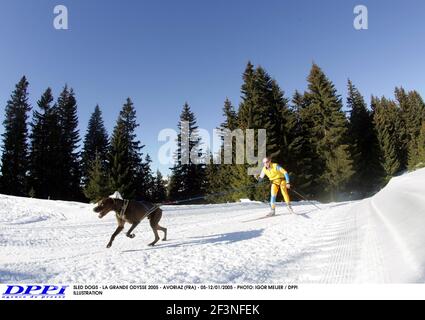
[257,157,294,216]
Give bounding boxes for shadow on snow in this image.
[121,229,264,253]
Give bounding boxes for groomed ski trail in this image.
[1,168,425,283]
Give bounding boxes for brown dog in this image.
[93,198,167,248]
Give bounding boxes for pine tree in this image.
[29,88,62,199]
[81,105,109,185]
[83,153,110,202]
[232,63,287,201]
[207,99,240,203]
[109,98,144,199]
[237,66,283,162]
[29,88,51,198]
[229,63,258,201]
[406,91,425,141]
[237,62,256,130]
[168,103,206,202]
[270,79,292,166]
[394,87,410,169]
[205,152,223,203]
[304,64,354,200]
[347,80,382,196]
[402,90,425,170]
[252,72,289,200]
[287,91,315,196]
[136,154,155,201]
[296,88,323,198]
[109,123,131,196]
[252,67,282,161]
[151,170,167,203]
[220,98,239,167]
[372,96,401,181]
[57,86,81,200]
[221,98,238,131]
[408,121,425,170]
[0,76,31,196]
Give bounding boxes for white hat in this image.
[262,157,271,164]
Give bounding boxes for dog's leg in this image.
[157,225,167,241]
[148,210,165,244]
[126,222,140,239]
[148,228,160,246]
[107,226,124,248]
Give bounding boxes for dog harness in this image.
[116,199,130,219]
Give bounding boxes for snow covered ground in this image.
[1,169,424,284]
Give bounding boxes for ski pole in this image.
[290,188,322,211]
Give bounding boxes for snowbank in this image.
[362,168,425,282]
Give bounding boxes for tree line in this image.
[169,62,425,203]
[1,62,424,203]
[0,77,166,202]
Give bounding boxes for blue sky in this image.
[0,0,424,174]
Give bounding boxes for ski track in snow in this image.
[1,169,425,283]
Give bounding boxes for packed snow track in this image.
[1,169,425,283]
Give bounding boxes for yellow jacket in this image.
[259,163,290,182]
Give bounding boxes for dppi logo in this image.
[2,285,68,299]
